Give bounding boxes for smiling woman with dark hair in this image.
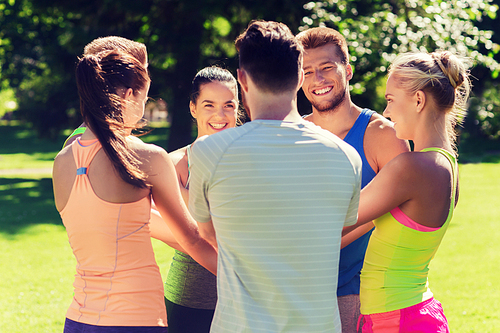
[162,66,239,333]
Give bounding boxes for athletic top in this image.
[360,148,458,315]
[164,144,217,310]
[338,108,377,296]
[189,119,362,332]
[63,127,86,148]
[60,138,167,327]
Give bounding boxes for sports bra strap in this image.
[73,138,102,176]
[62,127,87,149]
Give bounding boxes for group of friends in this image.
[52,19,471,333]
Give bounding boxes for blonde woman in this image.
[344,51,471,332]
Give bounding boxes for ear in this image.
[415,90,426,113]
[237,69,249,93]
[189,101,197,119]
[297,68,305,91]
[123,88,134,101]
[346,64,353,81]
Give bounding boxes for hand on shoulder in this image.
[365,113,410,173]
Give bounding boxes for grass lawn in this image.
[430,161,500,331]
[0,123,174,332]
[0,123,499,332]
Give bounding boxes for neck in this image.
[307,98,360,138]
[248,90,303,122]
[412,109,453,153]
[80,128,96,140]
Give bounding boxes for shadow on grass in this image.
[0,123,171,155]
[459,151,500,164]
[0,123,69,155]
[0,123,171,237]
[0,177,61,236]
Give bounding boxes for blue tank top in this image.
[338,108,377,296]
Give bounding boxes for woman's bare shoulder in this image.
[169,146,189,167]
[53,143,75,170]
[384,150,450,186]
[128,138,167,156]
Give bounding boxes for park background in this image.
[1,0,499,331]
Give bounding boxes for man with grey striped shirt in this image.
[188,20,362,333]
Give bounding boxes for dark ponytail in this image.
[76,50,150,188]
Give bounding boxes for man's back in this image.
[189,119,362,332]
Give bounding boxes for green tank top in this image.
[164,144,217,309]
[360,148,458,314]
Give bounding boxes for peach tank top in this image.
[60,138,167,327]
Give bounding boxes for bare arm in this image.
[52,146,77,212]
[341,222,374,249]
[198,220,218,251]
[146,147,217,275]
[345,153,415,232]
[148,145,190,252]
[365,115,410,173]
[341,116,410,244]
[149,207,185,252]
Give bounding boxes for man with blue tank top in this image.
[296,27,409,332]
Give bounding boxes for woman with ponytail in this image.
[160,66,240,333]
[342,51,471,332]
[52,50,217,332]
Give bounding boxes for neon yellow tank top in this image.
[360,148,458,315]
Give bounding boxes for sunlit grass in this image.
[430,162,500,331]
[0,123,498,332]
[0,224,175,332]
[0,153,55,170]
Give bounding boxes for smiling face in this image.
[383,75,418,140]
[302,43,352,113]
[190,81,239,137]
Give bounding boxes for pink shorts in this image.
[358,298,449,333]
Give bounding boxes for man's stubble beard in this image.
[310,89,346,114]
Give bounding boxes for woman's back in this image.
[360,148,458,314]
[55,136,150,210]
[394,150,456,228]
[55,137,167,327]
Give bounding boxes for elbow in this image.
[199,229,218,250]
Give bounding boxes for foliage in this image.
[0,0,309,148]
[468,81,500,139]
[301,0,500,112]
[0,88,17,118]
[1,0,499,150]
[0,0,81,138]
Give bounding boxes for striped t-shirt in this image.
[189,119,362,332]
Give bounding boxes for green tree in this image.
[301,0,500,114]
[136,0,310,150]
[0,0,83,138]
[0,0,309,149]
